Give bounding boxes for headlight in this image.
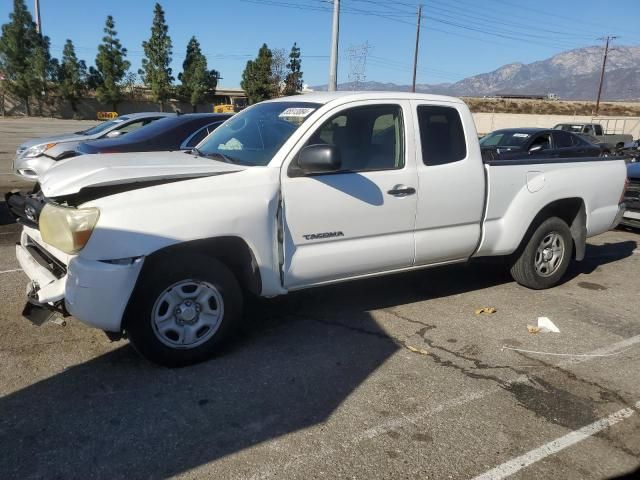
[23,143,57,158]
[39,204,100,254]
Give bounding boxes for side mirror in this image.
[298,144,342,174]
[528,144,544,154]
[105,130,122,138]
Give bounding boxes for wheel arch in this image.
[515,197,587,261]
[143,236,263,296]
[122,236,262,332]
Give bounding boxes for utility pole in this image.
[34,0,42,35]
[411,5,422,93]
[595,35,617,116]
[328,0,340,92]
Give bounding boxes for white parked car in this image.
[14,92,627,366]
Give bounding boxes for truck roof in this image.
[264,91,466,105]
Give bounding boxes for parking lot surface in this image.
[1,118,639,479]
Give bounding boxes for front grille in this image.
[5,191,45,228]
[624,180,640,209]
[25,239,67,279]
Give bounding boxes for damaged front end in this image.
[16,228,70,326]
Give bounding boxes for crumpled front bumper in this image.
[16,227,144,332]
[611,203,626,229]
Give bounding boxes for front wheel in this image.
[125,254,243,367]
[510,217,573,289]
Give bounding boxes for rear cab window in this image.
[417,105,467,165]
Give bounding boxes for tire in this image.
[600,150,611,157]
[125,254,243,367]
[510,217,573,290]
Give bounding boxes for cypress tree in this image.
[94,15,130,112]
[241,43,273,104]
[139,3,173,111]
[0,0,41,115]
[30,34,57,115]
[58,39,87,114]
[178,36,219,112]
[284,42,303,96]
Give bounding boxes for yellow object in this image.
[97,111,118,120]
[40,204,100,254]
[475,307,497,315]
[213,96,248,114]
[214,104,235,114]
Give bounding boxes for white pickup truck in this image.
[13,92,627,366]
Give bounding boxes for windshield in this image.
[480,131,532,148]
[80,117,128,136]
[196,101,321,166]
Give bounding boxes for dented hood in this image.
[40,150,245,198]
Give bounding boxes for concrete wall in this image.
[472,112,640,138]
[1,94,218,118]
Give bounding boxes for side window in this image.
[417,105,466,166]
[185,127,210,148]
[594,125,603,136]
[530,133,552,150]
[553,131,573,148]
[306,104,404,172]
[115,119,150,134]
[185,122,224,148]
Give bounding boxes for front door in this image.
[281,101,418,289]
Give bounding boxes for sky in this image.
[1,0,639,89]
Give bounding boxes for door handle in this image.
[387,185,416,197]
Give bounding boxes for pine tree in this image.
[139,3,173,111]
[241,43,273,104]
[284,42,303,96]
[30,34,57,115]
[0,0,42,115]
[178,36,219,112]
[94,15,130,112]
[58,39,87,114]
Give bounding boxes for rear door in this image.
[280,100,418,288]
[411,101,485,265]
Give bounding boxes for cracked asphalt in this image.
[1,118,639,479]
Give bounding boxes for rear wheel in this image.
[125,254,243,367]
[510,217,573,289]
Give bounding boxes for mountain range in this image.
[313,46,640,100]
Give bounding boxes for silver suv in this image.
[14,112,173,180]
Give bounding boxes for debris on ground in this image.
[527,316,560,334]
[406,345,429,355]
[475,307,497,315]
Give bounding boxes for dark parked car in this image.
[75,113,232,155]
[480,128,608,160]
[621,162,640,228]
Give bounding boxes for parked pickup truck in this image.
[553,123,633,149]
[12,92,627,367]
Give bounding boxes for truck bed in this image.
[475,156,627,257]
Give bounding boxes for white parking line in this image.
[471,401,640,480]
[247,335,640,480]
[0,268,22,274]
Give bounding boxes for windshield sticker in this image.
[279,107,315,118]
[512,133,530,138]
[218,138,243,151]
